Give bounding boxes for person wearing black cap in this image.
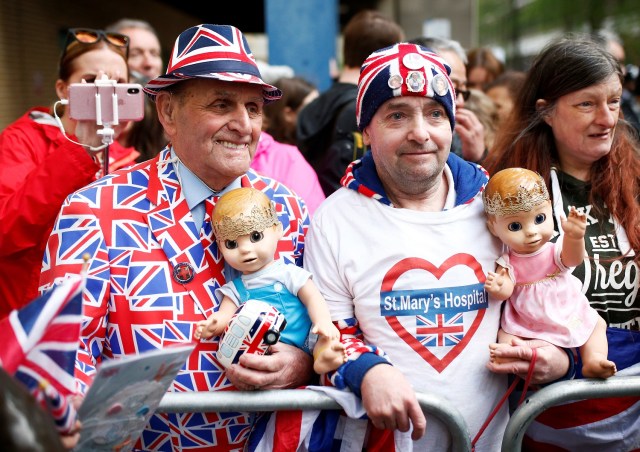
[39,24,312,451]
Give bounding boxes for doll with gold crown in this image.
[194,187,345,374]
[483,168,616,378]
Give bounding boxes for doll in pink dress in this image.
[483,168,615,378]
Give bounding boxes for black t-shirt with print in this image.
[552,171,639,330]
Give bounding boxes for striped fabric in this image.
[523,327,640,451]
[144,24,281,103]
[0,275,83,433]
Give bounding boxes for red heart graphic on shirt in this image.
[382,254,486,373]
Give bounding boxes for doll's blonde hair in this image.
[483,168,550,218]
[212,187,280,240]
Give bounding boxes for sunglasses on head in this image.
[64,28,129,58]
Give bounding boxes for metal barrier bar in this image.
[502,376,640,452]
[159,389,472,451]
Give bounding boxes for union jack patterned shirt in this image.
[40,148,309,451]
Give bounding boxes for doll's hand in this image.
[561,207,587,239]
[311,321,340,340]
[313,335,347,374]
[484,271,503,294]
[194,316,224,340]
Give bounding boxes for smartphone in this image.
[68,83,145,124]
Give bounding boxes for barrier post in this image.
[501,376,640,451]
[159,389,472,451]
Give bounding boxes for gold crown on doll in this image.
[484,175,550,217]
[213,204,280,241]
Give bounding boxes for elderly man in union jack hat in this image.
[40,24,312,450]
[298,43,572,451]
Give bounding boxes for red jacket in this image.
[0,107,139,317]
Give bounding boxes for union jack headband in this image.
[144,24,282,103]
[356,43,456,131]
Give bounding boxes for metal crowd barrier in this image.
[502,376,640,451]
[158,388,472,451]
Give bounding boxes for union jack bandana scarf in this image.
[340,152,489,208]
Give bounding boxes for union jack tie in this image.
[201,196,222,278]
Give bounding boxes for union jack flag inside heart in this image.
[144,24,281,103]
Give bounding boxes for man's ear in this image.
[362,126,371,146]
[156,91,177,136]
[536,99,552,126]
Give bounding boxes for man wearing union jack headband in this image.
[40,24,312,451]
[302,43,573,451]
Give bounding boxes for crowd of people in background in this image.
[0,10,638,452]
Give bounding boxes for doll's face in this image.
[487,200,554,254]
[219,224,282,274]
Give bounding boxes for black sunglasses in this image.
[63,28,129,58]
[455,88,471,101]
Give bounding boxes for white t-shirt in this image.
[305,176,507,451]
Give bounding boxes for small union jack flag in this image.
[416,313,464,347]
[0,275,84,433]
[144,24,281,103]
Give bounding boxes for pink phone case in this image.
[68,83,145,123]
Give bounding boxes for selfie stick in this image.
[93,77,120,176]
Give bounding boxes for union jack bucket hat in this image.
[144,24,282,103]
[356,43,456,131]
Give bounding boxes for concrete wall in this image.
[390,0,477,48]
[0,0,476,130]
[0,0,199,129]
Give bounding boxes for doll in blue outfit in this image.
[195,187,345,374]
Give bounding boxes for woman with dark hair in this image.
[0,29,139,318]
[485,70,526,128]
[263,76,317,145]
[484,35,640,450]
[466,46,504,91]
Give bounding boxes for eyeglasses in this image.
[455,88,471,101]
[63,28,129,58]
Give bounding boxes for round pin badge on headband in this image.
[173,262,195,284]
[402,53,424,70]
[387,74,403,89]
[406,71,426,93]
[432,74,450,97]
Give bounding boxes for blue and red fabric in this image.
[0,275,84,433]
[356,42,456,131]
[523,327,640,451]
[144,24,281,103]
[40,147,309,450]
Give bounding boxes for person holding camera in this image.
[0,28,140,320]
[39,24,313,451]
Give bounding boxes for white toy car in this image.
[216,300,287,369]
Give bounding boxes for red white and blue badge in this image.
[173,262,195,284]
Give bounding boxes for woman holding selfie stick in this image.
[0,28,139,319]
